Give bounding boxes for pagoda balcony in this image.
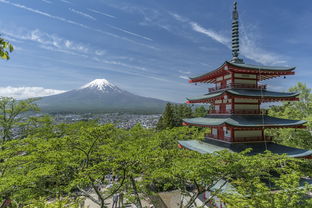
[208,83,267,92]
[209,109,268,115]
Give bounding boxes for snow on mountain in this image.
[81,79,121,92]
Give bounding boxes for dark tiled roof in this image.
[183,115,306,127]
[186,89,299,102]
[178,140,312,158]
[227,61,296,71]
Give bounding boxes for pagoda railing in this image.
[209,109,268,115]
[208,83,267,92]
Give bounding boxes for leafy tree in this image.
[0,36,14,60]
[1,119,311,207]
[193,106,207,117]
[157,103,175,129]
[157,103,194,130]
[268,82,312,149]
[0,97,39,144]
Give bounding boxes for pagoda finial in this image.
[231,1,244,63]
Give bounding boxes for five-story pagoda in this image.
[178,2,312,158]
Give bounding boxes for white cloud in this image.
[170,12,287,65]
[0,87,66,99]
[179,75,189,80]
[3,29,91,55]
[69,8,96,21]
[87,8,116,19]
[190,22,230,45]
[0,0,156,49]
[106,24,153,41]
[60,0,71,4]
[178,70,191,75]
[95,50,106,56]
[40,0,51,4]
[240,32,286,65]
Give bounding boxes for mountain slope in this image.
[36,79,167,113]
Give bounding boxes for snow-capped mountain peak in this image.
[81,79,118,91]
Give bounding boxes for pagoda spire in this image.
[231,1,244,63]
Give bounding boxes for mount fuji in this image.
[36,79,167,113]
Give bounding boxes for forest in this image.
[0,82,311,208]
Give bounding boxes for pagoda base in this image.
[178,139,312,158]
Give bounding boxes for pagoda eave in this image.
[183,121,306,129]
[178,140,312,158]
[186,96,299,104]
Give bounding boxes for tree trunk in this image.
[130,176,142,208]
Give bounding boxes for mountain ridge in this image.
[36,79,167,114]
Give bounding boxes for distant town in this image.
[34,112,161,129]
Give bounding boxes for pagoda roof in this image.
[178,140,312,158]
[189,61,296,83]
[228,61,295,71]
[186,89,299,103]
[183,115,306,128]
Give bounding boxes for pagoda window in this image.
[215,100,222,104]
[226,104,232,112]
[226,79,232,87]
[223,127,231,138]
[212,128,218,137]
[216,82,221,89]
[215,105,220,111]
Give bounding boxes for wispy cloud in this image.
[69,8,96,21]
[60,0,71,4]
[0,0,156,49]
[106,24,153,41]
[88,8,116,19]
[171,12,286,65]
[240,29,286,65]
[179,75,189,80]
[0,87,66,99]
[2,28,107,57]
[40,0,51,4]
[178,70,191,75]
[190,22,230,45]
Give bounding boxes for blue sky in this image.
[0,0,312,102]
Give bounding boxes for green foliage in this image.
[268,82,312,149]
[193,106,207,117]
[0,36,14,60]
[0,109,311,207]
[157,103,207,130]
[0,97,39,143]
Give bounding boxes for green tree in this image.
[0,36,13,60]
[0,97,39,144]
[157,103,175,129]
[193,106,207,117]
[268,82,312,149]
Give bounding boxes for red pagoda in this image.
[178,2,312,158]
